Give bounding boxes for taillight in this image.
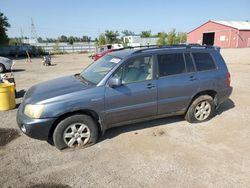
[226,72,231,86]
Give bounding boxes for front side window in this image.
[157,53,186,77]
[81,55,121,84]
[192,53,216,71]
[114,56,153,84]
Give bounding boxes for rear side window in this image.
[192,53,216,71]
[157,53,186,77]
[184,53,195,72]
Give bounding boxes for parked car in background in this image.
[17,45,232,150]
[0,56,13,73]
[92,43,123,61]
[92,48,115,61]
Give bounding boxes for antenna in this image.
[31,18,38,43]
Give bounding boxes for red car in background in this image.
[92,44,123,61]
[92,48,114,61]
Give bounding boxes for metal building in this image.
[187,21,250,48]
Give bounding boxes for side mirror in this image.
[108,77,121,88]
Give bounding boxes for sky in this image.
[1,0,250,39]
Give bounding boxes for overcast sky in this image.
[1,0,250,39]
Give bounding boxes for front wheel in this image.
[185,95,215,123]
[53,114,98,150]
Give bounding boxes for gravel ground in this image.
[0,49,250,188]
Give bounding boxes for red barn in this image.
[187,21,250,48]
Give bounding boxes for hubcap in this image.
[63,123,90,147]
[194,101,211,121]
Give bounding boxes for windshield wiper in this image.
[80,75,90,85]
[74,74,89,85]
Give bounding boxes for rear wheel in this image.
[53,114,98,150]
[185,95,215,123]
[0,63,6,73]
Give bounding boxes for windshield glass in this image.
[81,55,121,84]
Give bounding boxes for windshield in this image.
[81,55,121,84]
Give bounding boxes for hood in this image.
[24,75,91,104]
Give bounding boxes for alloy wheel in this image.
[194,101,211,121]
[63,123,90,147]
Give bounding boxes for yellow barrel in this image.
[0,83,16,111]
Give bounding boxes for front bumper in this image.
[16,104,56,140]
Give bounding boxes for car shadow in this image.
[11,69,26,72]
[4,69,26,73]
[44,64,57,66]
[26,183,71,188]
[0,128,20,147]
[99,116,184,142]
[16,89,26,99]
[216,98,235,115]
[14,89,26,109]
[99,98,235,142]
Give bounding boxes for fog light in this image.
[21,124,26,133]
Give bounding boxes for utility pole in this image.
[31,18,38,44]
[20,27,24,44]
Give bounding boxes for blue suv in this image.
[17,45,232,150]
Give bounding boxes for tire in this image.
[0,63,6,73]
[185,95,215,123]
[53,114,98,150]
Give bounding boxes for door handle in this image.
[146,83,155,89]
[189,76,197,81]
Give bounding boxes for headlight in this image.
[24,104,44,119]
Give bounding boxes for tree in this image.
[140,30,151,38]
[9,37,22,45]
[165,29,187,45]
[46,38,56,43]
[105,30,119,44]
[121,30,135,36]
[176,32,187,43]
[68,36,74,45]
[82,35,91,42]
[37,37,43,43]
[59,35,67,42]
[97,34,106,45]
[167,29,177,45]
[157,32,168,45]
[53,41,61,54]
[156,29,187,45]
[0,12,11,45]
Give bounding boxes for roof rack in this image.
[109,45,159,52]
[131,44,220,53]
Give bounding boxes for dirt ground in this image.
[0,48,250,188]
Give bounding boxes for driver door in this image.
[104,55,157,127]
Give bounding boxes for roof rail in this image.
[110,45,160,52]
[132,44,220,53]
[124,45,160,49]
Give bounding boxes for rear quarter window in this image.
[192,52,216,71]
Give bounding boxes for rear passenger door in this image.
[157,52,199,115]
